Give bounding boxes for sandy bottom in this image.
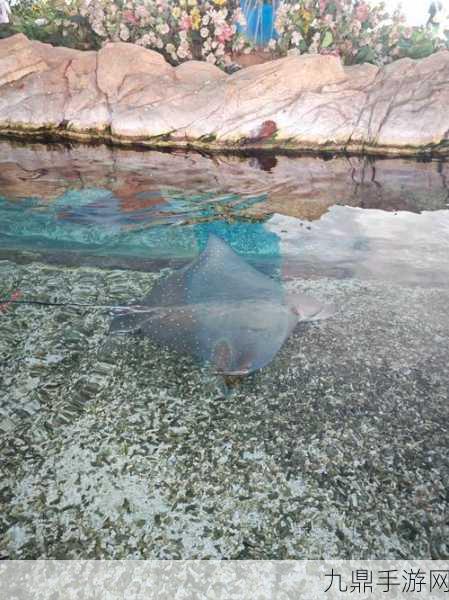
[1,260,448,559]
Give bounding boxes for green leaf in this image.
[354,45,377,64]
[405,40,435,59]
[321,30,333,48]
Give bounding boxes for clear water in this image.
[1,141,448,560]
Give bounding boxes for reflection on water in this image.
[269,207,449,286]
[0,140,448,285]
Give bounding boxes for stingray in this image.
[110,235,334,376]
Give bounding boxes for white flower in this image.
[233,8,246,27]
[119,23,130,41]
[291,31,302,46]
[157,23,169,35]
[34,17,49,26]
[200,27,209,38]
[206,53,216,64]
[202,14,210,26]
[166,43,175,53]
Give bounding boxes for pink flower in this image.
[354,2,369,23]
[216,23,233,43]
[319,0,328,14]
[123,10,137,24]
[135,6,149,19]
[180,14,192,31]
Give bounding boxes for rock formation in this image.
[0,33,448,155]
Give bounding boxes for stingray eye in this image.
[239,352,253,372]
[292,305,301,317]
[213,340,232,372]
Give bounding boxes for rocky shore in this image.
[0,34,449,156]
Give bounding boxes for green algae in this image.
[0,129,448,158]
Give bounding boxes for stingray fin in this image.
[288,292,336,322]
[305,302,336,321]
[109,305,159,335]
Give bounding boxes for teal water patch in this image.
[0,187,280,265]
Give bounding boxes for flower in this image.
[135,6,149,19]
[123,10,137,25]
[119,23,130,41]
[190,8,201,30]
[291,30,302,46]
[216,23,233,43]
[13,0,438,72]
[157,23,170,35]
[355,2,369,23]
[179,14,192,31]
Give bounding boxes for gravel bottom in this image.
[0,259,448,559]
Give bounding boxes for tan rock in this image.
[63,52,110,132]
[0,62,67,129]
[0,34,48,88]
[0,35,448,155]
[175,61,226,85]
[30,39,82,69]
[96,42,174,102]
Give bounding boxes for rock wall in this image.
[0,34,449,156]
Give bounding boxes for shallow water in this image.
[0,141,448,559]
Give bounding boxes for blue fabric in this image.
[238,2,277,45]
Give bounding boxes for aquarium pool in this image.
[1,141,448,560]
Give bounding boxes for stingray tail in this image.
[305,302,336,321]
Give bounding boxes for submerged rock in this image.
[0,34,448,155]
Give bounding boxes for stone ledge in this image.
[0,34,448,156]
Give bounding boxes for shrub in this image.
[7,0,449,67]
[272,0,448,65]
[9,0,252,66]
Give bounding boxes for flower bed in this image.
[8,0,251,67]
[273,0,448,65]
[5,0,449,68]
